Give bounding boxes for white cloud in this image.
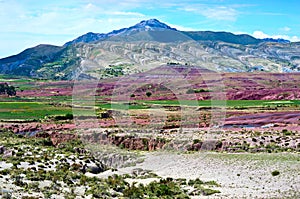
[201,6,238,21]
[181,5,238,21]
[111,11,145,17]
[167,23,197,31]
[0,0,150,57]
[0,0,147,35]
[280,26,291,32]
[233,31,248,35]
[253,31,300,42]
[84,3,96,10]
[252,31,269,39]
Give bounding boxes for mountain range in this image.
[0,19,299,80]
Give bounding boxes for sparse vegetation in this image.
[0,131,221,198]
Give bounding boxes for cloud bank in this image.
[253,31,300,42]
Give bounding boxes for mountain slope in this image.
[0,19,299,80]
[0,45,64,77]
[183,31,261,45]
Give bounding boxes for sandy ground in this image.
[1,147,299,198]
[111,151,300,199]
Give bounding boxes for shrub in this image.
[202,188,221,196]
[0,83,16,96]
[54,113,73,120]
[2,192,12,199]
[282,129,292,136]
[146,91,152,97]
[186,88,209,94]
[271,170,280,176]
[0,169,10,175]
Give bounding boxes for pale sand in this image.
[1,151,299,198]
[116,151,300,199]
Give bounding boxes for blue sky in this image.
[1,0,300,58]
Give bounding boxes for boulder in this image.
[200,140,218,150]
[3,149,13,158]
[0,145,6,154]
[74,147,88,154]
[188,142,203,151]
[83,162,105,174]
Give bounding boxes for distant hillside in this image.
[262,38,290,43]
[0,19,299,80]
[182,31,261,45]
[0,45,64,77]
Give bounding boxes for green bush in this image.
[202,188,221,196]
[54,113,73,120]
[271,170,280,176]
[146,91,152,97]
[186,88,209,94]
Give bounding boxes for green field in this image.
[0,74,33,82]
[97,102,150,110]
[1,100,299,120]
[140,100,300,107]
[0,102,72,120]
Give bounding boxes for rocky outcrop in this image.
[50,132,77,147]
[188,140,223,151]
[110,135,166,151]
[35,132,77,147]
[82,132,167,151]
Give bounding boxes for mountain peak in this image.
[133,19,177,31]
[65,19,177,46]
